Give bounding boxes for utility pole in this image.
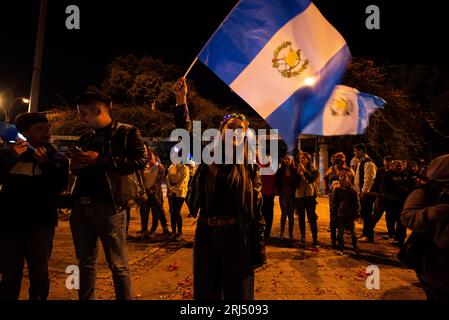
[29,0,48,113]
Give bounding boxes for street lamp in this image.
[0,96,31,123]
[11,97,31,121]
[0,95,8,122]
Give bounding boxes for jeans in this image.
[279,194,295,236]
[387,204,406,243]
[337,218,358,250]
[296,196,318,242]
[0,228,55,300]
[360,195,376,239]
[135,195,168,233]
[70,200,132,300]
[126,208,131,234]
[138,200,151,232]
[262,195,275,239]
[148,193,168,232]
[330,216,338,245]
[193,221,254,300]
[168,195,184,234]
[373,197,395,237]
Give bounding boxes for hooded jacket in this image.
[401,154,449,294]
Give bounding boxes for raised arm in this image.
[171,78,192,132]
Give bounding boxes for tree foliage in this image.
[332,58,449,162]
[48,55,448,162]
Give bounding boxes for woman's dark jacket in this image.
[171,104,266,269]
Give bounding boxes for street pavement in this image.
[19,197,426,300]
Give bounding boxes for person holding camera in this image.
[0,112,69,300]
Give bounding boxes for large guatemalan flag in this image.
[198,0,352,150]
[302,85,386,136]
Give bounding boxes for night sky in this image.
[1,0,448,109]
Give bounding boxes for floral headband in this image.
[222,113,250,127]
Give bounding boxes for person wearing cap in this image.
[171,78,266,300]
[0,112,69,300]
[402,154,449,300]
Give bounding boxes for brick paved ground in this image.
[19,197,425,300]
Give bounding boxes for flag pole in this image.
[182,1,241,79]
[29,0,48,112]
[183,57,198,79]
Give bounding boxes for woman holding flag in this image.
[171,78,266,300]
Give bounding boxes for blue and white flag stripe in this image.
[266,46,351,143]
[199,0,351,150]
[199,0,311,85]
[301,85,386,136]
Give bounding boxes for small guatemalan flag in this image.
[302,85,386,136]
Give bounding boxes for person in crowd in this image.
[172,78,266,300]
[353,143,377,243]
[372,155,394,236]
[325,152,353,198]
[259,152,277,241]
[330,168,361,255]
[325,152,353,240]
[404,160,421,191]
[166,161,189,241]
[324,153,336,195]
[142,149,170,239]
[350,156,360,173]
[383,160,409,245]
[69,92,147,300]
[0,112,69,300]
[401,154,449,300]
[187,160,197,218]
[276,155,298,241]
[295,152,319,248]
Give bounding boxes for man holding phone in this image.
[0,112,69,300]
[69,92,147,300]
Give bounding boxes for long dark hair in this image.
[204,116,254,237]
[278,155,295,176]
[300,152,315,171]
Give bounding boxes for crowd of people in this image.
[260,144,429,253]
[0,78,448,301]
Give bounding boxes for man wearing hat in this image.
[0,112,69,300]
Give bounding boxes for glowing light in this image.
[304,77,317,87]
[17,132,28,142]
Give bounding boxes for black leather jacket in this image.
[172,104,267,269]
[72,121,148,211]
